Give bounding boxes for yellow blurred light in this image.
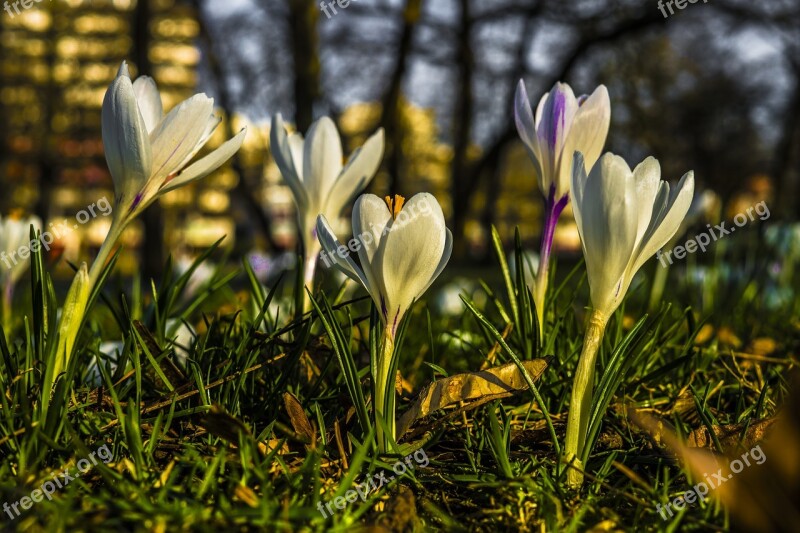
[199,189,230,213]
[149,43,199,65]
[17,9,51,31]
[74,15,126,34]
[184,217,235,248]
[86,218,112,246]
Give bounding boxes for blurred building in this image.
[0,0,240,277]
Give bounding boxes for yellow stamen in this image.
[384,194,405,220]
[8,209,24,221]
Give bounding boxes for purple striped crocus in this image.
[515,80,610,332]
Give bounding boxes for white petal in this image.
[514,80,538,156]
[324,129,384,219]
[288,132,305,178]
[132,76,163,134]
[316,215,375,304]
[159,128,246,194]
[303,117,343,206]
[515,81,547,193]
[174,114,221,171]
[579,153,639,313]
[629,171,695,275]
[352,194,392,305]
[570,152,588,246]
[102,62,153,204]
[631,157,662,245]
[419,228,453,296]
[378,193,449,329]
[558,85,610,198]
[270,114,308,210]
[149,94,215,183]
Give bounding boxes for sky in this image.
[196,0,791,148]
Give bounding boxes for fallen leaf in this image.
[197,404,252,443]
[397,359,549,438]
[374,485,418,532]
[687,418,777,451]
[283,392,316,446]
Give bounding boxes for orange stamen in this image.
[384,194,405,220]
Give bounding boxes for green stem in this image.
[301,239,321,315]
[52,214,127,382]
[374,326,396,453]
[87,215,127,286]
[563,308,608,488]
[2,281,13,338]
[532,261,548,337]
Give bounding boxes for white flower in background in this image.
[166,318,196,364]
[270,114,384,310]
[103,62,246,224]
[0,213,42,334]
[564,151,694,488]
[508,250,539,287]
[514,80,610,332]
[433,278,488,318]
[316,193,452,451]
[0,213,42,287]
[174,256,216,301]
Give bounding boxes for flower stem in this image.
[53,215,126,381]
[88,215,127,287]
[301,239,321,315]
[532,188,567,337]
[374,326,396,453]
[563,308,608,488]
[2,282,14,337]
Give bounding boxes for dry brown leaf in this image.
[374,485,418,532]
[283,391,316,446]
[396,369,413,395]
[686,418,777,451]
[397,359,549,437]
[197,404,252,443]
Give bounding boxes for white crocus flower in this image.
[515,80,610,333]
[316,193,452,451]
[564,152,694,488]
[0,214,41,287]
[54,61,246,384]
[103,62,246,229]
[270,114,384,312]
[0,214,41,333]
